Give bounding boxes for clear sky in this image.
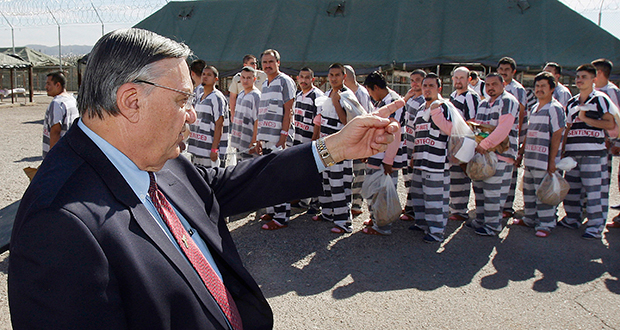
[0,2,618,49]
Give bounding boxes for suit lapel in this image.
[66,125,230,329]
[156,168,225,258]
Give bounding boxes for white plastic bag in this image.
[440,100,476,163]
[361,169,401,226]
[316,95,338,122]
[556,157,578,172]
[339,89,367,122]
[466,152,497,181]
[225,147,238,167]
[536,172,570,206]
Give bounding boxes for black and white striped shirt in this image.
[368,89,407,169]
[412,102,451,172]
[565,90,615,156]
[188,89,230,158]
[404,94,425,157]
[523,99,566,171]
[553,84,572,108]
[42,93,79,158]
[257,73,296,143]
[318,88,350,137]
[230,88,261,150]
[449,88,480,121]
[596,82,620,109]
[475,91,520,160]
[293,87,323,145]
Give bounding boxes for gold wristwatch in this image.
[316,137,336,167]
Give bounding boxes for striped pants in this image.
[263,146,290,224]
[351,159,366,212]
[502,165,518,213]
[266,203,291,224]
[411,168,450,241]
[563,155,609,237]
[366,168,400,234]
[471,161,512,235]
[522,168,557,232]
[319,159,353,230]
[403,165,415,216]
[449,164,471,217]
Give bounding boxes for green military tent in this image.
[134,0,620,75]
[0,47,62,68]
[0,53,30,69]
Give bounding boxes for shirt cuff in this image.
[311,141,326,172]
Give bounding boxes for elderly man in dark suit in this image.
[8,28,403,330]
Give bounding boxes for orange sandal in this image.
[261,220,288,230]
[362,227,386,236]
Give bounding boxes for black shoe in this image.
[611,204,620,210]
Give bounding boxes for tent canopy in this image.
[0,53,31,69]
[134,0,620,75]
[0,47,62,68]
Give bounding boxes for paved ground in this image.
[0,95,619,329]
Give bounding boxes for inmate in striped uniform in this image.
[521,99,566,232]
[257,72,296,225]
[257,72,296,146]
[230,88,261,161]
[187,89,230,168]
[42,93,79,158]
[316,88,354,232]
[562,91,616,238]
[293,86,323,145]
[471,80,486,100]
[365,89,406,234]
[596,82,620,108]
[410,102,452,242]
[448,89,480,219]
[554,83,573,108]
[403,94,426,217]
[503,79,528,215]
[351,85,374,213]
[470,91,520,236]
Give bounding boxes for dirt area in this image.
[0,94,619,329]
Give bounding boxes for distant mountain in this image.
[24,44,93,57]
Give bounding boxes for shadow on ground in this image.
[230,207,620,299]
[22,119,43,125]
[14,156,42,163]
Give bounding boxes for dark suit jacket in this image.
[8,124,323,329]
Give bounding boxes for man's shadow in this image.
[481,224,613,292]
[231,210,495,299]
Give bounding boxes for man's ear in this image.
[116,83,140,123]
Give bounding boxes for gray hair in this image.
[452,66,470,76]
[343,64,356,77]
[78,28,192,119]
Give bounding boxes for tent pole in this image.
[28,67,33,103]
[9,69,14,104]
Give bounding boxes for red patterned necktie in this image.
[148,172,243,330]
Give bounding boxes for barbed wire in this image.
[0,0,618,28]
[0,0,171,26]
[559,0,620,12]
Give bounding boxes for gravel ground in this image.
[0,94,619,329]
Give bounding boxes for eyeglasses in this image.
[134,79,195,110]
